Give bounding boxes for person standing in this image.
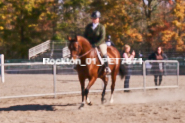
[122,44,135,92]
[84,11,111,74]
[148,46,168,87]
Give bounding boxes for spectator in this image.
[138,51,143,58]
[122,44,135,92]
[148,46,168,87]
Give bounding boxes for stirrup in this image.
[105,67,111,74]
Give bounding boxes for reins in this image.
[70,41,94,59]
[77,48,94,58]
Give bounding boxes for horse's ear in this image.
[67,36,72,41]
[74,35,78,42]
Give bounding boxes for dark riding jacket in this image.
[148,52,168,60]
[148,52,168,75]
[84,23,106,47]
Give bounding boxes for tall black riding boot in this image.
[103,55,111,74]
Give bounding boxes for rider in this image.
[106,35,115,47]
[84,11,111,74]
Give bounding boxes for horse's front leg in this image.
[84,77,97,105]
[78,77,85,109]
[101,75,109,104]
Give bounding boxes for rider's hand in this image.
[92,44,96,48]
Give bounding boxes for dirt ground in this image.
[0,74,185,123]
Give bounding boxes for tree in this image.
[57,0,91,39]
[90,0,143,51]
[141,0,174,51]
[0,0,56,59]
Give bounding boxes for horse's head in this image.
[67,35,82,59]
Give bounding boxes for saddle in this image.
[95,47,110,66]
[95,48,104,65]
[95,47,111,77]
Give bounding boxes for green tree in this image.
[57,0,91,39]
[0,0,56,59]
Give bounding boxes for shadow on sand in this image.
[0,103,77,111]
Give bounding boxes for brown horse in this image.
[67,35,124,108]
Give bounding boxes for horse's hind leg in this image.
[101,75,108,104]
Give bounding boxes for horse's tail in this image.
[119,60,125,80]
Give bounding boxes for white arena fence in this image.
[0,60,179,99]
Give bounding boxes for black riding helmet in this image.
[91,11,101,19]
[108,35,111,39]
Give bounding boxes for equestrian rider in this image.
[106,35,115,47]
[84,11,111,74]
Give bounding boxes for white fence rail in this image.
[28,40,51,59]
[0,60,179,99]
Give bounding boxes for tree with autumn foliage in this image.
[0,0,57,59]
[162,0,185,52]
[0,0,185,59]
[57,0,91,38]
[89,0,143,51]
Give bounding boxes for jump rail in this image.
[28,40,51,59]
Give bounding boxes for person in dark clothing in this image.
[105,35,115,47]
[84,11,111,74]
[148,46,168,87]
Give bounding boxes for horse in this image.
[67,35,125,108]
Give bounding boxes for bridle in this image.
[69,41,93,59]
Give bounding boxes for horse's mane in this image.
[77,36,91,47]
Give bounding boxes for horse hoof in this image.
[110,99,114,104]
[101,98,107,104]
[78,103,84,109]
[87,102,92,106]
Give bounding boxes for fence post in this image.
[1,54,5,83]
[143,61,146,92]
[53,64,56,98]
[177,61,179,87]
